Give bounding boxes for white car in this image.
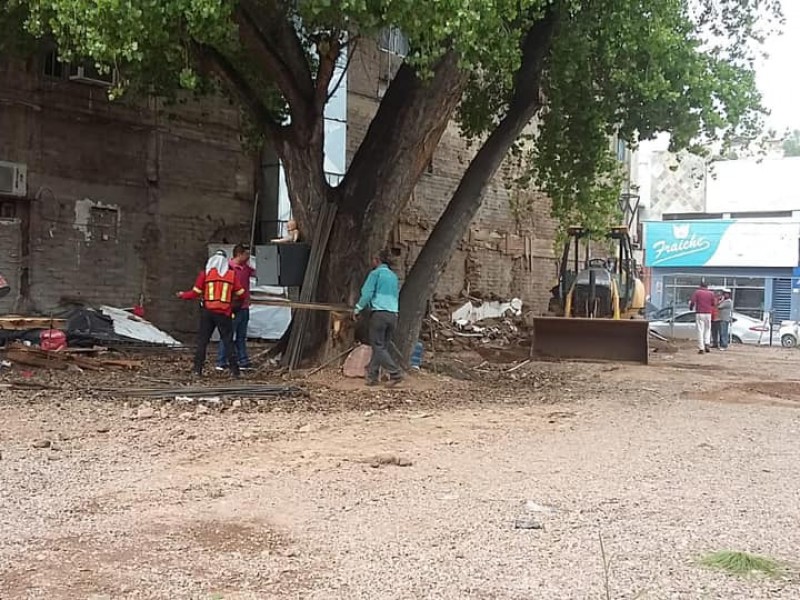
[649,310,770,345]
[777,321,800,348]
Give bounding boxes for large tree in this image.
[3,0,780,362]
[395,0,780,356]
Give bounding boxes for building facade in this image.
[1,37,562,333]
[639,152,800,322]
[0,52,256,332]
[644,218,800,321]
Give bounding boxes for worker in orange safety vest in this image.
[177,250,245,376]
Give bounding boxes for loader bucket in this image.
[532,317,649,364]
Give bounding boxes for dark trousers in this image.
[719,320,730,348]
[711,320,721,347]
[367,311,402,382]
[217,308,250,367]
[195,308,239,375]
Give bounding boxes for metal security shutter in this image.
[772,278,792,322]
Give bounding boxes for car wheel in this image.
[781,334,797,348]
[731,335,742,344]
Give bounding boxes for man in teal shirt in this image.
[354,251,403,385]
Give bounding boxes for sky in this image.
[640,1,799,154]
[757,0,800,133]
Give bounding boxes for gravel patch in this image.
[1,345,799,598]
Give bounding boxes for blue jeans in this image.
[217,308,250,367]
[719,320,730,348]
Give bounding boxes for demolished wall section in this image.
[0,55,254,332]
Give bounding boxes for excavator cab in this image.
[534,226,649,364]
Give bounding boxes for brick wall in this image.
[347,43,558,313]
[0,55,254,332]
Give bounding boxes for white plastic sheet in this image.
[450,298,523,324]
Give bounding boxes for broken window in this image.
[89,206,119,242]
[0,201,15,218]
[42,49,66,79]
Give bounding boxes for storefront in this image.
[644,219,800,321]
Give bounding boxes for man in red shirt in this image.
[689,280,715,354]
[177,250,244,376]
[217,244,256,371]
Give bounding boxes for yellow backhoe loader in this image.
[533,226,649,364]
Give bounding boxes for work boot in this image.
[386,375,404,388]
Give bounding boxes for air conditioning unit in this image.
[0,161,27,198]
[68,64,114,87]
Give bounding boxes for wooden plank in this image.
[249,298,351,313]
[0,317,67,331]
[2,343,141,370]
[282,202,339,370]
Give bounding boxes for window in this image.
[0,201,16,218]
[615,137,627,162]
[325,172,343,187]
[89,206,119,242]
[662,274,765,319]
[43,49,65,79]
[41,48,115,86]
[379,27,410,57]
[674,312,696,323]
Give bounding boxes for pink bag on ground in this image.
[343,345,372,378]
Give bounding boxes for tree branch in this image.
[327,36,358,104]
[195,43,286,144]
[234,1,315,126]
[313,33,341,110]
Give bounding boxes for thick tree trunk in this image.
[340,52,465,261]
[276,53,466,362]
[395,16,557,363]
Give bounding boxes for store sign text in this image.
[650,224,711,265]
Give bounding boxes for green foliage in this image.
[783,130,800,158]
[2,0,779,236]
[700,550,782,576]
[513,0,778,234]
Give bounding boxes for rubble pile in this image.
[423,296,532,351]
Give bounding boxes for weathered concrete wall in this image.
[0,54,254,332]
[347,43,558,312]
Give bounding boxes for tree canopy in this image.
[3,0,779,232]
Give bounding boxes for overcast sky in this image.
[641,2,798,154]
[758,1,800,132]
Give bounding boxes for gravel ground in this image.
[1,344,800,599]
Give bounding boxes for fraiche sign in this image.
[644,220,800,268]
[650,223,713,265]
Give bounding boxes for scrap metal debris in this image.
[2,342,141,371]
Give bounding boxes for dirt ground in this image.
[2,343,800,599]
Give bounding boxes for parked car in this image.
[647,304,689,322]
[777,321,800,348]
[649,310,770,345]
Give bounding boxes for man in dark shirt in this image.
[689,281,715,354]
